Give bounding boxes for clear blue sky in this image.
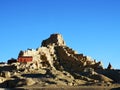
[0,0,120,69]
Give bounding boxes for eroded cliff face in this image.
[18,33,103,72]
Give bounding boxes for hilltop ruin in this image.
[0,33,120,89]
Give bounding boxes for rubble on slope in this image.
[0,33,119,88]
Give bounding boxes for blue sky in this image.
[0,0,120,69]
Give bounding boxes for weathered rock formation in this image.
[107,63,113,70]
[18,34,103,72]
[0,33,119,88]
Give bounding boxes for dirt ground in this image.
[10,85,120,90]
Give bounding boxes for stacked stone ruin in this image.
[18,33,103,72]
[1,33,120,88]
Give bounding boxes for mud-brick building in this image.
[18,56,33,63]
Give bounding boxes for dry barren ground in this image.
[11,85,120,90]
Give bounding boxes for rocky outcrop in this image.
[1,71,11,78]
[0,33,119,88]
[7,58,17,64]
[16,33,104,76]
[18,34,103,73]
[107,63,113,70]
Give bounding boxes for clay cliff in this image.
[0,33,120,89]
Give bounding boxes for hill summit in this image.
[0,33,120,89]
[41,33,66,47]
[18,33,103,72]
